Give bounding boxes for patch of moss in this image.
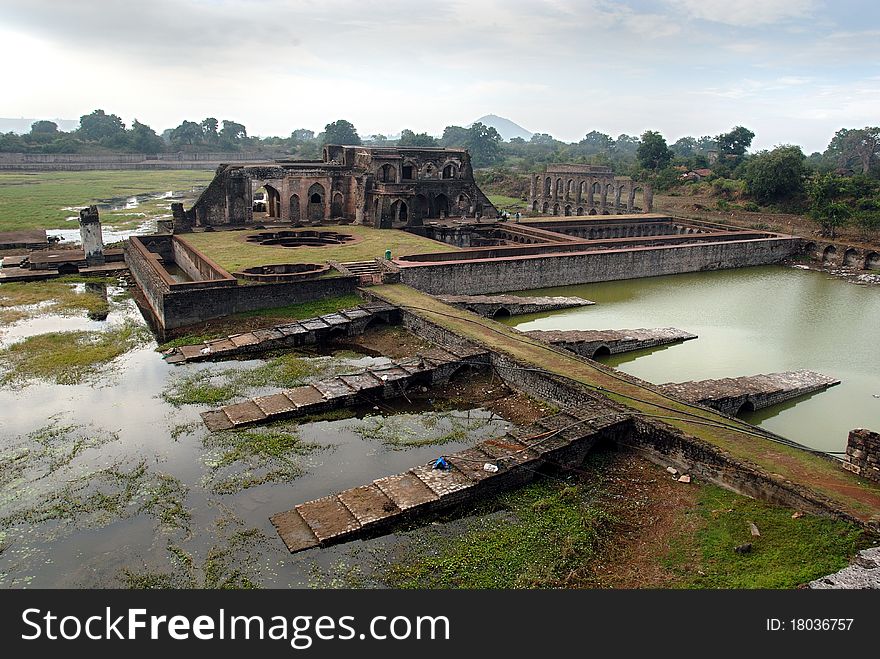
[0,320,151,385]
[352,410,494,450]
[0,280,112,326]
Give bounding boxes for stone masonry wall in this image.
[399,238,799,295]
[843,429,880,482]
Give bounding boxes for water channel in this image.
[503,265,880,454]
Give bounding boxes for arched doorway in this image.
[263,184,281,218]
[331,192,344,218]
[457,194,471,214]
[378,164,397,183]
[289,194,300,222]
[532,201,539,212]
[541,201,549,213]
[390,199,408,225]
[412,194,429,224]
[592,345,611,359]
[843,248,859,267]
[736,400,756,416]
[307,183,325,222]
[552,203,560,216]
[822,245,837,262]
[564,205,572,216]
[434,193,450,218]
[866,252,880,270]
[544,177,551,196]
[442,163,458,179]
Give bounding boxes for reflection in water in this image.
[504,265,880,453]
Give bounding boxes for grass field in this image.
[184,225,457,272]
[488,194,529,212]
[0,170,215,232]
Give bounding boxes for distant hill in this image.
[471,114,533,142]
[0,118,79,134]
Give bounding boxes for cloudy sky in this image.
[1,0,878,152]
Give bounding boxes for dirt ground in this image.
[573,450,702,588]
[655,192,880,251]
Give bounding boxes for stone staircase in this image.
[340,260,383,285]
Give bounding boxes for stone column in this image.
[78,205,104,266]
[843,428,880,482]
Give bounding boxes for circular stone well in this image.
[233,263,331,282]
[245,230,356,248]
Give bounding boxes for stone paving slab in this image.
[229,333,260,348]
[179,344,209,360]
[253,393,298,416]
[338,372,384,392]
[205,338,238,352]
[321,313,349,326]
[301,319,331,331]
[224,400,268,425]
[201,410,233,432]
[338,485,401,526]
[312,379,355,399]
[410,463,475,497]
[277,322,307,336]
[296,495,362,542]
[373,472,439,510]
[270,509,320,553]
[284,385,326,407]
[447,447,498,482]
[251,328,285,342]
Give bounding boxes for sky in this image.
[1,0,879,153]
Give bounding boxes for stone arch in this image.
[390,199,408,225]
[457,193,471,212]
[564,204,572,216]
[307,183,325,221]
[378,163,397,183]
[566,179,575,200]
[544,177,552,196]
[532,200,539,212]
[552,203,560,216]
[576,207,584,216]
[843,247,859,267]
[736,400,756,416]
[822,245,837,262]
[803,241,817,257]
[555,178,564,199]
[588,208,597,215]
[288,194,300,221]
[590,181,601,206]
[492,307,511,318]
[412,194,429,223]
[541,201,549,214]
[592,345,611,359]
[423,162,438,179]
[442,162,459,179]
[616,185,626,209]
[331,191,344,217]
[865,251,880,270]
[434,193,450,218]
[401,161,417,180]
[579,180,587,203]
[630,186,645,211]
[264,184,281,218]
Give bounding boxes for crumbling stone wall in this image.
[843,429,880,482]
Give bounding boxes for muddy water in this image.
[0,289,509,587]
[504,265,880,454]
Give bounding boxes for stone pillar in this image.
[171,202,192,233]
[78,205,104,266]
[843,428,880,482]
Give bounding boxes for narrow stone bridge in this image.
[526,327,696,359]
[437,294,594,318]
[659,370,841,416]
[200,342,489,432]
[271,403,629,553]
[164,302,400,364]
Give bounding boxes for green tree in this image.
[717,126,755,158]
[322,119,361,145]
[529,132,555,145]
[807,173,850,238]
[670,136,698,158]
[290,128,315,143]
[466,122,502,167]
[742,145,806,203]
[219,120,247,141]
[398,129,438,147]
[824,127,880,175]
[440,125,470,147]
[30,120,58,135]
[200,118,219,144]
[169,120,204,147]
[130,120,164,153]
[78,109,126,142]
[636,130,672,171]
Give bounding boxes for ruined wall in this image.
[124,238,170,326]
[399,238,799,295]
[843,429,880,482]
[171,237,234,282]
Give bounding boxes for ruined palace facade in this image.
[529,164,653,216]
[176,145,497,231]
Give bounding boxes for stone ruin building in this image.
[174,145,497,232]
[529,164,653,216]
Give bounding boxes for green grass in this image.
[0,170,214,231]
[183,225,457,272]
[488,195,529,211]
[0,279,112,325]
[162,353,317,406]
[386,478,614,588]
[664,485,871,588]
[0,320,151,385]
[352,411,494,449]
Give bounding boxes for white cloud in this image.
[665,0,817,26]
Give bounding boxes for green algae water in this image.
[505,265,880,454]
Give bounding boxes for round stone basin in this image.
[233,262,331,282]
[245,230,355,248]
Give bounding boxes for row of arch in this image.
[375,192,474,228]
[256,182,341,222]
[806,243,880,270]
[531,183,646,212]
[376,160,459,184]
